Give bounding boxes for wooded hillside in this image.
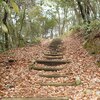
[0,0,100,51]
[0,0,100,100]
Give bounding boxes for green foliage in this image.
[70,25,81,32]
[71,20,100,37]
[88,20,100,30]
[71,20,100,49]
[82,20,100,39]
[70,20,100,67]
[83,36,100,53]
[2,1,10,14]
[28,6,42,19]
[32,37,41,44]
[0,0,100,52]
[1,23,8,33]
[43,18,57,30]
[82,20,100,67]
[0,0,2,3]
[11,0,19,13]
[82,20,100,31]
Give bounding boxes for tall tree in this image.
[2,0,9,50]
[76,0,86,22]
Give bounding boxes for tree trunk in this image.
[56,6,61,35]
[3,0,9,50]
[61,8,66,35]
[88,0,97,19]
[18,6,26,47]
[83,0,90,23]
[76,0,86,22]
[73,0,82,24]
[50,28,53,39]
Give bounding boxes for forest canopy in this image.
[0,0,100,51]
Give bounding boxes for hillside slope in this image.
[0,34,100,100]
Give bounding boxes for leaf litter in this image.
[0,36,100,100]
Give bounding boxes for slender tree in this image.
[2,0,9,50]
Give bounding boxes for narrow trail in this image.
[0,35,100,100]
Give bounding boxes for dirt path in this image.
[0,35,100,100]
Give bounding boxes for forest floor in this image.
[0,34,100,100]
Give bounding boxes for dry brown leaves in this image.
[0,37,100,100]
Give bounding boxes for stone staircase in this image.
[1,38,82,100]
[30,38,68,72]
[30,38,80,87]
[29,38,81,99]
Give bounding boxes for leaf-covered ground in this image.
[0,35,100,100]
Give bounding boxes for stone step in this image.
[43,52,63,56]
[2,97,69,100]
[36,60,68,65]
[48,51,62,55]
[30,65,65,71]
[39,74,68,78]
[39,81,79,86]
[49,45,61,47]
[49,48,61,51]
[43,55,63,59]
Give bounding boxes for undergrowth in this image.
[70,20,100,67]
